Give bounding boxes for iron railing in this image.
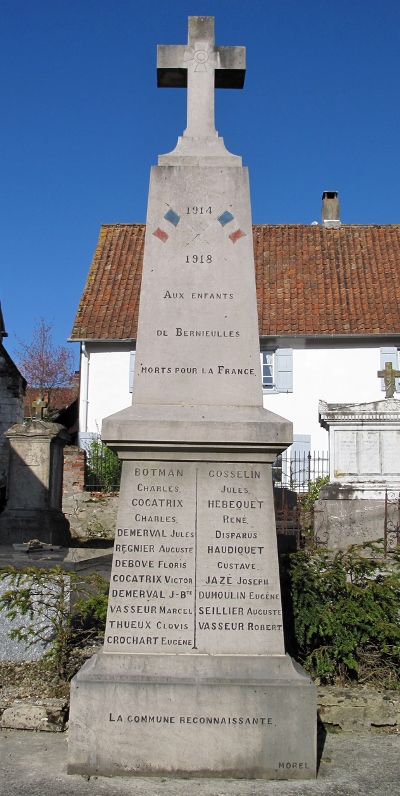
[384,490,400,555]
[83,437,122,493]
[273,451,329,492]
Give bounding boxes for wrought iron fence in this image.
[82,444,328,496]
[84,437,122,493]
[273,451,329,492]
[384,490,400,555]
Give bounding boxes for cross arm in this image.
[157,45,188,87]
[157,45,246,88]
[215,47,245,88]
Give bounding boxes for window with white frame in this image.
[261,349,293,393]
[262,352,274,390]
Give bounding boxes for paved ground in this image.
[1,729,399,796]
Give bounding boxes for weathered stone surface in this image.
[314,498,388,550]
[0,344,25,506]
[0,420,71,545]
[103,458,284,657]
[62,492,118,541]
[0,698,68,731]
[68,652,316,778]
[318,687,400,731]
[319,398,400,495]
[317,398,400,548]
[3,683,398,736]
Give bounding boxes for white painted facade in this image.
[78,342,134,442]
[264,345,391,451]
[78,341,398,452]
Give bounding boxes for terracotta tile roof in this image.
[71,224,145,341]
[71,223,400,340]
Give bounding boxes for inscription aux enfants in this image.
[104,465,283,651]
[138,193,260,385]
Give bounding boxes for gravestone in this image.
[0,419,71,545]
[68,17,316,779]
[315,398,400,549]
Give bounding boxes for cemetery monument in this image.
[316,391,400,549]
[68,17,316,779]
[0,395,71,545]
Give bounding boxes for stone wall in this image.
[61,446,118,541]
[62,491,118,541]
[0,345,25,506]
[318,687,400,731]
[63,446,86,496]
[314,496,387,550]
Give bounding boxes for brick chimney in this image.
[321,191,341,229]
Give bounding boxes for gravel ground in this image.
[0,661,67,705]
[0,648,99,716]
[0,728,399,796]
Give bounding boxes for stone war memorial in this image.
[68,17,317,779]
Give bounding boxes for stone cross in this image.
[32,395,47,419]
[378,361,400,398]
[157,16,245,138]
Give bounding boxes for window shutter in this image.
[129,351,136,393]
[275,348,293,392]
[380,347,399,392]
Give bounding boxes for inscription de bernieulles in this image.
[104,463,283,654]
[133,191,263,410]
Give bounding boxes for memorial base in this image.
[68,651,316,779]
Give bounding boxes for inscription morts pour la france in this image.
[68,16,317,779]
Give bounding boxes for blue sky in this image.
[1,0,399,364]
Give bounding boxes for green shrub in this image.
[298,475,329,511]
[86,437,121,492]
[0,567,109,680]
[290,542,400,687]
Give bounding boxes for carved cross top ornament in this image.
[377,361,400,398]
[32,395,47,420]
[157,16,245,139]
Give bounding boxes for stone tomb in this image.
[0,419,71,546]
[315,398,400,549]
[68,17,316,779]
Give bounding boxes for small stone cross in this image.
[32,395,47,419]
[157,16,245,139]
[377,361,400,398]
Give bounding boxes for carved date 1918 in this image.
[186,255,212,264]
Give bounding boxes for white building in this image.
[70,196,400,461]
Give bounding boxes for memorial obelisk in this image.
[68,17,316,779]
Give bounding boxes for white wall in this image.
[81,343,390,451]
[263,346,385,450]
[79,343,133,436]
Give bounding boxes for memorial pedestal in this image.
[68,408,317,778]
[68,652,316,778]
